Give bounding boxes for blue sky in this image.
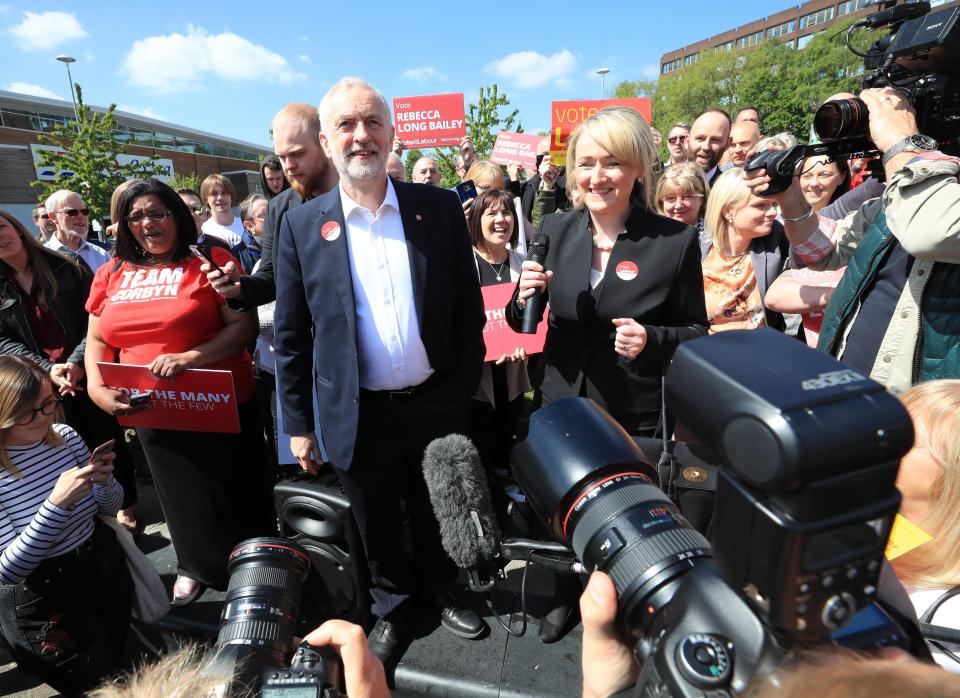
[1,1,778,149]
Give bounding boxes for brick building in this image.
[0,89,272,229]
[660,0,958,76]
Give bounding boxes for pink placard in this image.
[490,131,542,170]
[481,283,548,362]
[393,93,466,148]
[96,363,240,433]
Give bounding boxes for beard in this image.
[289,169,327,199]
[332,147,386,183]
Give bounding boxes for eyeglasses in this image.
[34,213,49,221]
[58,208,90,218]
[15,396,60,425]
[124,210,174,226]
[667,136,688,145]
[662,194,704,206]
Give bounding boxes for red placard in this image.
[490,131,542,170]
[393,93,466,148]
[481,283,548,362]
[549,98,652,165]
[97,363,240,433]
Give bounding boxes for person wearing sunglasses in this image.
[84,178,277,607]
[0,355,131,695]
[664,122,691,168]
[43,190,112,272]
[31,204,57,242]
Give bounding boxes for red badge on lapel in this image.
[321,221,341,241]
[615,261,638,281]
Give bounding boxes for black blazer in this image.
[274,178,486,469]
[0,257,92,371]
[509,206,708,427]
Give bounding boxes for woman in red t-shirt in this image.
[84,179,277,606]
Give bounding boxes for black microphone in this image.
[520,231,549,334]
[422,434,502,589]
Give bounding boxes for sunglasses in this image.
[667,136,688,145]
[59,208,90,218]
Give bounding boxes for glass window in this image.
[799,7,833,30]
[797,34,814,49]
[684,53,698,65]
[837,0,871,15]
[736,31,763,49]
[767,19,795,39]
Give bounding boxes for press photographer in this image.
[745,84,960,394]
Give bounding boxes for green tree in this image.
[32,83,169,223]
[635,18,884,147]
[430,84,523,188]
[168,171,201,192]
[613,79,658,100]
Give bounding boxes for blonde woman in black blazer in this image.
[509,107,708,436]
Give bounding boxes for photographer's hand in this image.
[860,87,922,178]
[304,620,390,698]
[581,571,639,698]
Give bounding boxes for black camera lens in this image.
[813,98,870,141]
[512,399,712,638]
[215,537,311,666]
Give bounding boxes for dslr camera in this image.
[202,537,345,697]
[513,329,925,697]
[747,1,960,193]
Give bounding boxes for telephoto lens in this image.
[204,537,314,692]
[813,98,870,141]
[511,398,712,638]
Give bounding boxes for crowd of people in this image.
[0,72,958,697]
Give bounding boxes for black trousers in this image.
[136,399,278,588]
[0,520,132,697]
[61,390,138,509]
[334,376,468,620]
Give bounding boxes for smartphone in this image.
[189,244,224,274]
[128,390,153,407]
[89,439,116,465]
[455,179,478,204]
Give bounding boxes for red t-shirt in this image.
[85,249,254,403]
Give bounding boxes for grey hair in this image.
[44,189,79,214]
[318,77,391,133]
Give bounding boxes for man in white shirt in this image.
[274,77,487,666]
[199,174,244,247]
[43,190,111,272]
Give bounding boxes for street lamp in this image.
[596,67,610,99]
[56,54,80,133]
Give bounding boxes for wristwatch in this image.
[881,134,937,166]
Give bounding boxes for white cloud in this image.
[485,49,577,89]
[123,25,307,92]
[116,104,165,120]
[83,49,96,63]
[5,82,64,100]
[400,66,448,85]
[11,11,88,51]
[640,64,660,80]
[299,54,311,63]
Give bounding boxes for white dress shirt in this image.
[44,235,111,272]
[341,178,433,391]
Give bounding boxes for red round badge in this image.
[321,221,341,241]
[615,261,639,281]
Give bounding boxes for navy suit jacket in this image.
[274,178,486,470]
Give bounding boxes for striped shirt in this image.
[0,424,123,585]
